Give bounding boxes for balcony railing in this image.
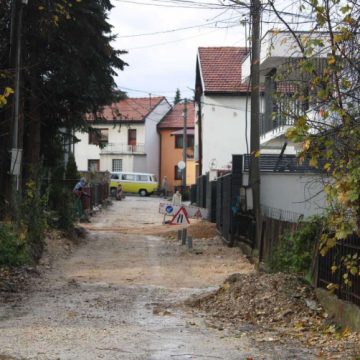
[260,113,294,138]
[100,143,145,154]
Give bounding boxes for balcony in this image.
[260,112,294,140]
[100,143,145,155]
[242,31,329,83]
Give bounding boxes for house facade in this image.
[157,102,196,192]
[74,97,171,178]
[195,47,252,177]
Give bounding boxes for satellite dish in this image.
[177,160,186,170]
[209,158,217,170]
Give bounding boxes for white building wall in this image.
[74,131,101,171]
[144,99,171,178]
[99,154,134,172]
[244,172,327,217]
[74,121,147,172]
[200,94,250,175]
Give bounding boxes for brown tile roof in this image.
[87,97,166,122]
[158,102,195,129]
[198,47,250,94]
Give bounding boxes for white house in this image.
[194,33,329,216]
[74,97,171,177]
[195,33,328,178]
[242,30,329,155]
[195,47,252,177]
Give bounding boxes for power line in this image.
[125,28,219,50]
[117,15,243,38]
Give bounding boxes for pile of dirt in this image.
[159,221,218,240]
[186,272,360,357]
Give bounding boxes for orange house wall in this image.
[160,129,196,192]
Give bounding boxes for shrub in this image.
[269,216,323,276]
[0,223,30,266]
[21,180,47,262]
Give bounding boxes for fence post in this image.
[181,228,187,245]
[187,235,193,249]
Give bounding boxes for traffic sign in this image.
[165,205,173,214]
[169,207,190,225]
[159,203,208,220]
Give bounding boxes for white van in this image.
[110,172,158,197]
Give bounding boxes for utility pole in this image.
[182,99,188,189]
[250,0,262,250]
[9,0,27,208]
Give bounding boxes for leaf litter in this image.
[185,271,360,358]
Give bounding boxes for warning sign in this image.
[169,207,190,225]
[193,208,203,219]
[159,203,208,220]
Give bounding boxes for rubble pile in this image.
[186,272,360,357]
[187,272,319,327]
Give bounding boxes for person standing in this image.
[73,177,90,222]
[172,189,182,206]
[161,176,168,198]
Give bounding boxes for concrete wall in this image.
[243,172,327,218]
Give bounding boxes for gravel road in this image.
[0,197,316,359]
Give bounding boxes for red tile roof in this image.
[198,47,250,94]
[158,102,195,129]
[87,97,166,121]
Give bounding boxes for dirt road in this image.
[0,197,316,359]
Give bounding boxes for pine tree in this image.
[174,88,181,105]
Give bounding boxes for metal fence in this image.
[317,235,360,306]
[82,182,109,211]
[196,174,207,209]
[259,206,302,263]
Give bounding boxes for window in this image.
[137,175,150,181]
[111,173,119,180]
[128,129,137,146]
[88,159,99,172]
[187,135,194,147]
[122,174,136,181]
[175,134,194,148]
[112,159,122,172]
[174,166,183,180]
[175,135,183,148]
[89,128,108,145]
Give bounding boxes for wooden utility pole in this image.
[9,0,27,211]
[182,99,188,189]
[250,0,262,250]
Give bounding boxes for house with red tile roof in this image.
[157,102,196,192]
[195,47,252,177]
[195,33,329,178]
[74,97,171,177]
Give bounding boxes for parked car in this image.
[110,172,158,197]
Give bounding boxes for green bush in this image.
[0,223,30,266]
[269,216,323,276]
[21,180,48,262]
[56,187,76,232]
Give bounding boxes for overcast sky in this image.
[108,0,308,103]
[109,0,250,102]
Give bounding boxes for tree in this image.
[174,88,181,105]
[0,0,127,202]
[269,0,360,278]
